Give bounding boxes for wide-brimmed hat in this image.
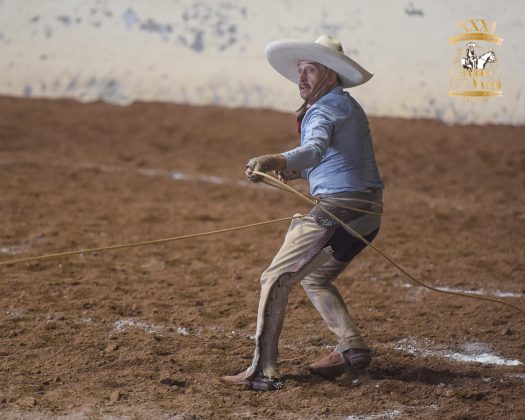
[265,35,373,88]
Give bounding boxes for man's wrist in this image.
[274,154,287,171]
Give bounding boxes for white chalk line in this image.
[113,318,164,335]
[0,245,26,255]
[345,409,403,420]
[344,403,440,420]
[77,161,249,188]
[0,158,266,189]
[0,238,37,256]
[0,159,284,255]
[435,286,523,299]
[112,318,191,336]
[391,338,521,367]
[5,309,520,370]
[398,282,523,299]
[107,316,524,368]
[5,309,25,318]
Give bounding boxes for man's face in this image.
[297,61,335,104]
[297,61,324,100]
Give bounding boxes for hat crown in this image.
[315,35,344,54]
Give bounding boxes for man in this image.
[462,42,478,71]
[223,35,384,390]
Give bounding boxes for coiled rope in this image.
[254,170,524,314]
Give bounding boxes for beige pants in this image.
[245,207,380,380]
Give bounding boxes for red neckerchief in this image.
[296,111,306,134]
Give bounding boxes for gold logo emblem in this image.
[449,19,503,100]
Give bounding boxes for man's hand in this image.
[275,170,300,184]
[245,154,286,182]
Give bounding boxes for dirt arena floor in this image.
[0,96,524,419]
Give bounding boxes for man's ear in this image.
[329,70,339,85]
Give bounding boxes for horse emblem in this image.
[461,42,496,71]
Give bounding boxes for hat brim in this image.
[265,39,373,88]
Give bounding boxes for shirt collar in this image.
[310,85,344,109]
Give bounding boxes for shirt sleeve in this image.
[281,109,334,171]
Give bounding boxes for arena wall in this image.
[0,0,523,124]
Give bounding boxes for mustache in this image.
[299,83,311,88]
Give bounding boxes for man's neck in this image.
[307,83,339,106]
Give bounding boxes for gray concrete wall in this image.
[0,0,523,124]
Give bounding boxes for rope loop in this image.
[253,170,524,314]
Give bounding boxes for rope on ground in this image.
[254,170,524,314]
[0,215,305,267]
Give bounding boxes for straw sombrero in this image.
[265,35,373,88]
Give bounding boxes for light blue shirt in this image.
[282,86,384,196]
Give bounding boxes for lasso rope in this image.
[253,170,524,314]
[268,180,383,216]
[0,190,379,268]
[0,215,304,267]
[1,172,522,314]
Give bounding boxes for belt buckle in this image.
[361,187,378,193]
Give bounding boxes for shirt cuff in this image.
[282,146,321,172]
[282,148,307,171]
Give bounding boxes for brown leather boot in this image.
[221,371,251,386]
[222,371,283,391]
[308,348,371,379]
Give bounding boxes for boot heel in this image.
[249,377,283,391]
[343,349,372,370]
[348,354,370,369]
